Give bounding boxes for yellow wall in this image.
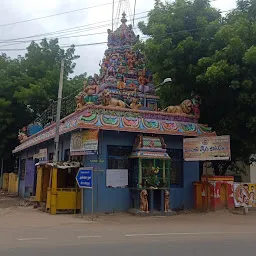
[2,173,9,191]
[2,173,18,193]
[8,173,18,193]
[56,189,81,210]
[46,189,81,211]
[36,167,43,202]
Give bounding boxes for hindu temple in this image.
[12,13,216,215]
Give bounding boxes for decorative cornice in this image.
[13,105,215,153]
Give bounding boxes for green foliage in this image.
[138,0,256,174]
[0,39,83,168]
[14,38,79,114]
[64,72,88,96]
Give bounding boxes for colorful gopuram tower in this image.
[97,12,158,111]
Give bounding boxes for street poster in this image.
[234,183,256,207]
[70,130,98,156]
[106,169,128,188]
[183,135,231,161]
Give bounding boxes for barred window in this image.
[64,149,70,161]
[167,149,183,186]
[20,159,26,180]
[107,146,132,169]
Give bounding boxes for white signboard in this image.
[33,148,47,164]
[106,169,128,188]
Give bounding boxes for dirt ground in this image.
[1,190,256,230]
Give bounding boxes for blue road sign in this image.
[76,168,93,189]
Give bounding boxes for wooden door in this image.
[220,183,227,207]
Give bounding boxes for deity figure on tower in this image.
[83,77,99,104]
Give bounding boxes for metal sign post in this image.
[91,169,94,220]
[0,158,3,189]
[81,188,84,215]
[76,167,93,220]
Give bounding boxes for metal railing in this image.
[33,88,80,128]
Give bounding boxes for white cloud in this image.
[211,0,237,11]
[0,0,237,76]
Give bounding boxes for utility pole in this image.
[112,0,114,31]
[53,59,65,165]
[133,0,137,27]
[0,158,3,189]
[51,59,64,215]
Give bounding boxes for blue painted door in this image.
[25,160,35,197]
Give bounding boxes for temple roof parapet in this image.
[13,105,215,154]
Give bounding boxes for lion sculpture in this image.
[130,97,142,110]
[101,89,126,108]
[164,99,193,115]
[75,92,85,112]
[140,189,149,213]
[18,129,27,142]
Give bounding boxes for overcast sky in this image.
[0,0,237,76]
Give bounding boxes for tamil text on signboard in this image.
[70,130,98,156]
[183,135,231,161]
[76,168,93,189]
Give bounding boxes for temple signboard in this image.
[70,130,99,156]
[183,135,231,161]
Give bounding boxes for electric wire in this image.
[0,1,119,28]
[0,11,149,44]
[0,22,229,51]
[0,7,234,51]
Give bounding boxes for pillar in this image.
[50,167,58,215]
[163,160,166,184]
[35,166,43,202]
[149,189,154,213]
[138,159,142,188]
[161,189,164,212]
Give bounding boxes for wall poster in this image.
[234,183,256,207]
[70,130,99,156]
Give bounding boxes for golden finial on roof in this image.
[121,12,127,24]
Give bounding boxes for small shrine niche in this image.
[129,135,171,189]
[128,134,173,214]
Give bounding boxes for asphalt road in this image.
[0,226,255,256]
[1,208,256,256]
[1,235,256,256]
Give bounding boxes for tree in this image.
[14,38,79,116]
[138,0,256,174]
[0,39,82,171]
[64,72,88,96]
[0,54,32,169]
[60,72,88,118]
